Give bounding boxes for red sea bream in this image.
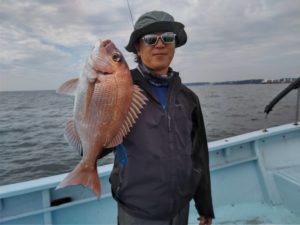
[56,40,147,197]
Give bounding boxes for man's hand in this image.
[198,216,212,225]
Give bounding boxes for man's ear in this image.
[135,43,140,56]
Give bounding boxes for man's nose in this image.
[155,38,165,47]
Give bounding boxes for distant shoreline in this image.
[185,77,299,86]
[0,77,298,92]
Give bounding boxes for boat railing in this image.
[263,77,300,131]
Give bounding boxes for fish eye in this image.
[112,52,122,62]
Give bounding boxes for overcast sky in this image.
[0,0,299,91]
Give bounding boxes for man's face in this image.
[136,32,175,75]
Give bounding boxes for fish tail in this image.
[56,162,101,197]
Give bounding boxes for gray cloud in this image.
[0,0,299,91]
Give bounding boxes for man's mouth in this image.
[153,53,167,56]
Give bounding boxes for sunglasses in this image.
[141,32,176,46]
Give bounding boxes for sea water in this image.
[0,84,297,185]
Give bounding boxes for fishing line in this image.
[126,0,135,28]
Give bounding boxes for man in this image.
[109,10,214,225]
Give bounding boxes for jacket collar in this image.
[131,68,182,108]
[137,63,174,87]
[131,67,181,89]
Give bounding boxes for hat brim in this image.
[125,21,187,53]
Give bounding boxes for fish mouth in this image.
[101,40,113,48]
[91,57,114,75]
[90,42,114,75]
[86,63,113,84]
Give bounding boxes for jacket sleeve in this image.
[192,96,215,218]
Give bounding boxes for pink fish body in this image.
[56,40,147,196]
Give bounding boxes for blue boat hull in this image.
[1,123,300,224]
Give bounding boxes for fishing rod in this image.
[126,0,135,28]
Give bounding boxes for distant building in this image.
[262,77,298,84]
[185,76,299,86]
[262,79,272,84]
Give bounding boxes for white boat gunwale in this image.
[1,123,299,198]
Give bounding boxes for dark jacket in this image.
[109,68,214,220]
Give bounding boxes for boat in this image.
[1,78,300,224]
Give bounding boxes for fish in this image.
[56,40,147,197]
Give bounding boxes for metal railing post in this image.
[295,88,300,125]
[263,114,268,132]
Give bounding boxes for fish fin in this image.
[64,120,83,156]
[56,162,101,197]
[57,78,79,96]
[106,85,148,148]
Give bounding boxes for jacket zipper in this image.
[166,79,179,131]
[134,68,181,213]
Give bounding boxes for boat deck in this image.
[203,165,300,224]
[189,201,300,224]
